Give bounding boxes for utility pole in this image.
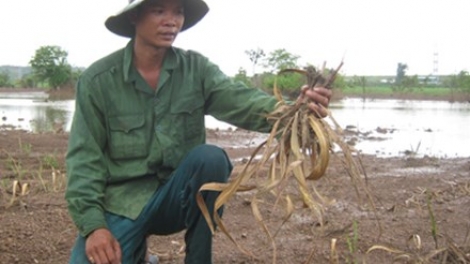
[432,50,439,84]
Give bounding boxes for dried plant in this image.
[197,61,379,262]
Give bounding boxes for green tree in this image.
[245,48,265,75]
[233,67,251,87]
[0,70,12,87]
[261,72,304,99]
[402,75,420,89]
[29,45,72,89]
[16,74,36,88]
[332,72,347,90]
[349,75,367,89]
[263,48,300,73]
[258,49,302,97]
[395,62,408,86]
[453,71,470,98]
[71,68,83,84]
[348,75,367,100]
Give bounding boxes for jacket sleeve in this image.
[65,75,109,237]
[201,58,278,133]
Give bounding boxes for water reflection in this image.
[330,99,470,158]
[0,97,469,158]
[30,106,69,132]
[0,98,74,132]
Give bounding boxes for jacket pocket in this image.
[170,97,205,143]
[108,114,149,160]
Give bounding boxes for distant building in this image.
[418,75,440,85]
[380,78,394,84]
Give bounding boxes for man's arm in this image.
[200,59,278,132]
[200,58,331,132]
[65,76,109,237]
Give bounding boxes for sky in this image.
[1,0,469,77]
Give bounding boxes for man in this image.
[65,0,332,263]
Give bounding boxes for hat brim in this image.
[105,0,209,38]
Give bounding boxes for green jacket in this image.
[65,41,278,237]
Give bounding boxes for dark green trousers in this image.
[70,144,233,264]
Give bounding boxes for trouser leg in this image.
[146,144,233,264]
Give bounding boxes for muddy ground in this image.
[0,126,469,263]
[1,87,470,263]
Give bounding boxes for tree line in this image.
[236,49,470,98]
[1,45,469,99]
[234,48,347,98]
[0,46,82,89]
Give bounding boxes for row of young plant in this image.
[0,138,66,208]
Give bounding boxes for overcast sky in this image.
[1,0,469,76]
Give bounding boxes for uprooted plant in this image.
[197,61,380,262]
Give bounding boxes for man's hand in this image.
[85,228,121,264]
[297,85,332,117]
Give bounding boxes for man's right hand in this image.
[85,228,122,264]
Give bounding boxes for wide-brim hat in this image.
[105,0,209,38]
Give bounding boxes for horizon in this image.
[0,65,460,79]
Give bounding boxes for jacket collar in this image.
[123,40,179,84]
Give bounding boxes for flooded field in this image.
[1,95,469,158]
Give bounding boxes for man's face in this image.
[134,0,185,48]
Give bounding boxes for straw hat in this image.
[105,0,209,37]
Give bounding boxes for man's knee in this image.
[189,144,233,180]
[192,144,231,167]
